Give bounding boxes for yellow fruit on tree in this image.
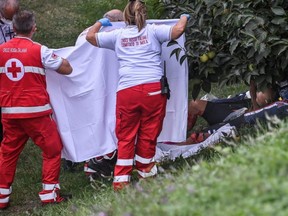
[200,54,209,63]
[207,51,216,59]
[248,64,254,71]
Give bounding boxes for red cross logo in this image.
[7,61,22,78]
[5,58,24,81]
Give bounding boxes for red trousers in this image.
[113,82,167,190]
[0,115,63,206]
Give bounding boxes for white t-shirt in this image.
[96,23,172,91]
[41,45,63,70]
[12,37,63,70]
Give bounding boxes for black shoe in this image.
[60,193,73,200]
[63,159,80,172]
[88,153,117,179]
[42,193,72,206]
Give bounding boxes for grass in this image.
[19,0,161,48]
[1,0,288,215]
[4,120,288,216]
[19,0,128,48]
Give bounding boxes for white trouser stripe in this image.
[135,155,154,164]
[2,104,52,114]
[0,66,45,75]
[0,187,12,195]
[137,165,157,178]
[113,175,131,183]
[148,90,161,96]
[42,183,60,190]
[39,191,57,201]
[0,197,9,204]
[116,159,134,166]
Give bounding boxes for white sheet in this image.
[46,20,188,162]
[155,124,236,162]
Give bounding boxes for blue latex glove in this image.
[98,18,112,26]
[181,14,191,20]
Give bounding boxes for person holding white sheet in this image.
[0,10,72,209]
[86,0,189,190]
[72,9,124,177]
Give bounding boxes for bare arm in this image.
[56,59,73,75]
[250,80,260,110]
[171,15,188,40]
[86,22,102,47]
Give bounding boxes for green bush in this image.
[160,0,288,99]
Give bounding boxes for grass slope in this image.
[3,120,287,216]
[19,0,161,48]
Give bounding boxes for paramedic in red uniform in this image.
[86,0,189,190]
[0,10,72,209]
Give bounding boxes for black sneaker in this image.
[88,153,117,179]
[63,159,80,172]
[42,193,72,206]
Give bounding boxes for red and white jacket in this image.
[0,38,53,119]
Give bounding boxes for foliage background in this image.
[159,0,288,99]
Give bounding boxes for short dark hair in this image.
[12,10,35,35]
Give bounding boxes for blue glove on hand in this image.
[98,18,112,26]
[181,14,191,20]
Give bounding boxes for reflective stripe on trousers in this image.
[0,115,63,202]
[39,183,60,202]
[113,82,167,189]
[2,104,52,114]
[0,187,12,208]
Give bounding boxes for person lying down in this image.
[155,100,288,162]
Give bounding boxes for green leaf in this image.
[179,54,187,65]
[167,40,179,47]
[240,30,256,40]
[203,0,218,8]
[271,17,287,25]
[229,39,240,55]
[267,36,280,42]
[258,43,267,55]
[245,20,258,31]
[191,83,201,100]
[201,80,211,93]
[247,47,255,58]
[242,16,254,28]
[281,58,288,70]
[244,72,251,84]
[271,6,286,16]
[170,48,182,61]
[275,45,288,56]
